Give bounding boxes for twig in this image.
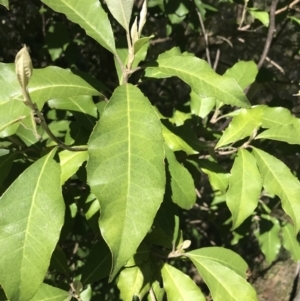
[275,0,300,14]
[213,49,220,71]
[238,0,249,29]
[24,93,87,152]
[265,56,285,74]
[257,0,279,69]
[196,9,211,66]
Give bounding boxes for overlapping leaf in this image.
[48,95,98,117]
[224,61,258,89]
[0,0,8,9]
[81,239,112,285]
[216,106,264,149]
[256,123,300,145]
[145,53,250,108]
[282,223,300,261]
[261,106,294,128]
[87,84,165,280]
[187,247,257,301]
[161,263,206,301]
[59,149,88,185]
[117,263,152,301]
[252,147,300,233]
[105,0,134,32]
[30,284,69,301]
[165,145,196,209]
[226,149,261,229]
[41,0,116,53]
[0,149,64,301]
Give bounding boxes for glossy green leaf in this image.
[48,95,98,117]
[81,239,112,285]
[261,106,294,128]
[117,263,152,301]
[165,145,196,209]
[59,149,88,185]
[256,215,281,264]
[226,149,261,229]
[161,263,206,301]
[0,149,65,301]
[87,84,165,280]
[190,90,215,118]
[252,147,300,233]
[187,247,257,301]
[146,53,250,108]
[105,0,134,32]
[216,106,264,149]
[30,284,69,301]
[224,61,258,89]
[0,99,29,138]
[256,124,300,145]
[0,63,102,110]
[41,0,116,53]
[0,0,9,9]
[282,223,300,261]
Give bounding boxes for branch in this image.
[196,9,211,66]
[257,0,279,69]
[275,0,300,15]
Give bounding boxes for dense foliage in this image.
[0,0,300,300]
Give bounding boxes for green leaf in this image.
[147,280,165,301]
[282,223,300,261]
[288,16,300,26]
[59,149,88,185]
[261,106,293,128]
[162,125,198,155]
[224,61,258,89]
[187,247,257,301]
[248,8,269,26]
[256,215,281,264]
[117,262,152,301]
[252,147,300,233]
[81,239,112,285]
[0,0,9,9]
[169,111,191,126]
[199,160,230,193]
[226,149,261,229]
[190,90,215,118]
[0,149,65,301]
[146,53,250,108]
[105,0,134,32]
[48,95,98,117]
[216,106,264,149]
[41,0,116,53]
[165,145,196,209]
[30,284,69,301]
[50,246,70,277]
[161,263,206,301]
[0,152,17,187]
[146,198,180,249]
[256,124,300,145]
[0,63,102,110]
[134,36,154,54]
[87,84,165,280]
